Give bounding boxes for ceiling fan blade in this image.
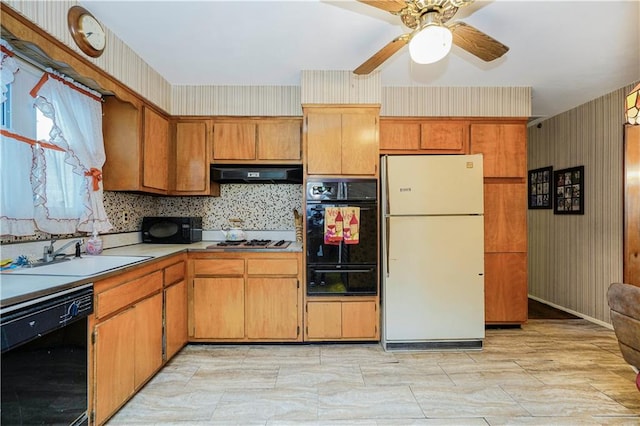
[357,0,407,14]
[449,21,509,62]
[353,34,410,75]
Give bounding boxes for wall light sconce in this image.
[626,83,640,125]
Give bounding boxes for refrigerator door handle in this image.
[385,216,390,277]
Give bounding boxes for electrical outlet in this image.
[122,212,130,223]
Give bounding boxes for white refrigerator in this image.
[381,154,485,350]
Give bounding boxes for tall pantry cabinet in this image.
[470,123,528,324]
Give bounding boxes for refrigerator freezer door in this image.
[384,155,484,215]
[383,215,484,342]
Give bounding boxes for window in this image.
[1,53,112,236]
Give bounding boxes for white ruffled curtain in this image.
[0,39,19,103]
[0,40,36,236]
[31,72,112,233]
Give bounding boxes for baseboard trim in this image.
[528,295,613,330]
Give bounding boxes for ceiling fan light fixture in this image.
[408,23,453,64]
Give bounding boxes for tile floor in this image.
[108,319,640,425]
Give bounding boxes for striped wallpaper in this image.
[172,85,302,116]
[527,82,639,324]
[381,86,531,117]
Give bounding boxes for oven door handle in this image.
[312,268,375,274]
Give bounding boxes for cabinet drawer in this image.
[164,261,185,286]
[193,259,244,275]
[247,258,298,275]
[96,270,163,319]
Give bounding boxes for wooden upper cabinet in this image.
[212,119,302,163]
[212,122,256,160]
[470,123,527,178]
[341,112,378,175]
[421,121,468,152]
[257,120,301,160]
[102,97,169,194]
[172,120,218,196]
[379,121,421,151]
[379,119,469,154]
[306,112,343,175]
[305,105,380,176]
[142,107,169,191]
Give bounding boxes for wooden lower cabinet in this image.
[93,292,162,425]
[91,254,186,425]
[193,277,245,339]
[484,253,528,324]
[305,300,378,341]
[133,293,163,387]
[246,277,299,339]
[94,308,135,426]
[165,279,188,359]
[189,252,303,342]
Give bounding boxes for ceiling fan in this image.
[353,0,509,75]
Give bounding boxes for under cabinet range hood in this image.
[211,164,303,184]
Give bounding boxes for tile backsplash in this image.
[1,184,303,245]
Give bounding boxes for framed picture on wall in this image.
[554,166,584,215]
[528,166,553,209]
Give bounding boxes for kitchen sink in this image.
[24,257,72,268]
[3,255,153,276]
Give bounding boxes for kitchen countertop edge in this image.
[1,241,302,308]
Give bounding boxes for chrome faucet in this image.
[43,239,82,263]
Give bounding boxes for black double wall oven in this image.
[305,179,378,296]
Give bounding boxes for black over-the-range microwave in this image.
[142,217,202,244]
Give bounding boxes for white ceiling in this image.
[81,0,640,120]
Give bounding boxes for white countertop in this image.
[0,241,302,308]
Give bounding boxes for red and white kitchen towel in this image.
[324,207,360,245]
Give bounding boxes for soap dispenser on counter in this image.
[86,230,103,255]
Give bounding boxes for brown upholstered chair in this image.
[607,282,640,391]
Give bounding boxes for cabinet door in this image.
[166,280,188,359]
[102,97,140,191]
[134,293,163,388]
[94,308,136,425]
[485,253,528,323]
[341,112,378,175]
[484,183,527,253]
[213,122,256,160]
[193,277,245,338]
[306,302,342,339]
[379,121,421,151]
[306,113,342,175]
[421,122,468,153]
[470,124,526,178]
[625,125,640,285]
[257,121,301,160]
[342,301,377,339]
[142,107,169,191]
[246,277,299,339]
[175,121,208,193]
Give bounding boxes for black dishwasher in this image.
[1,284,93,426]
